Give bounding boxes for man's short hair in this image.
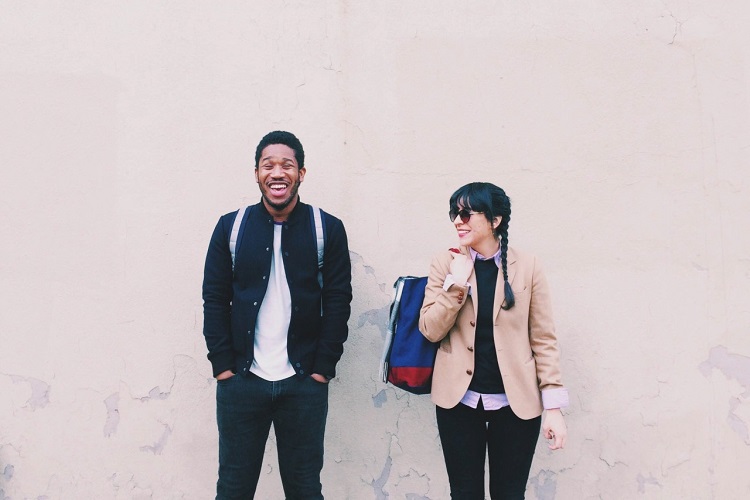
[254,131,305,169]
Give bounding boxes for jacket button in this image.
[253,302,258,306]
[294,306,299,312]
[266,247,270,251]
[262,276,267,280]
[284,252,289,257]
[467,346,474,352]
[470,321,475,327]
[466,369,473,375]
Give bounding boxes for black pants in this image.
[215,372,329,499]
[436,402,541,500]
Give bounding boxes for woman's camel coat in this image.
[419,246,564,420]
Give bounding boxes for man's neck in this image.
[263,196,299,222]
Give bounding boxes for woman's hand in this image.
[449,253,473,285]
[543,408,567,450]
[216,370,234,381]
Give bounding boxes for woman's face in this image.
[452,205,499,252]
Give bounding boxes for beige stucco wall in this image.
[1,1,749,498]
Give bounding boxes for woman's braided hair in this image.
[449,182,514,310]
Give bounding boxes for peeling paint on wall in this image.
[1,465,12,481]
[700,345,750,396]
[636,472,661,494]
[103,392,120,437]
[8,376,50,410]
[530,469,557,500]
[140,424,172,455]
[372,389,388,408]
[372,455,392,499]
[139,386,171,402]
[700,345,750,445]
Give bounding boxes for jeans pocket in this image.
[217,374,237,386]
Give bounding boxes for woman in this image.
[419,182,568,499]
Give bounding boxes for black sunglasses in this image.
[449,208,483,224]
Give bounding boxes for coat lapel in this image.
[458,246,479,324]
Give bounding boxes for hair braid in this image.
[499,218,514,310]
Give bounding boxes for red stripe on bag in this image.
[388,367,433,387]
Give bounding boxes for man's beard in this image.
[261,179,301,211]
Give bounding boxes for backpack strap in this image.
[230,204,323,284]
[309,205,325,287]
[229,206,250,272]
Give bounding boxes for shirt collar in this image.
[469,246,502,268]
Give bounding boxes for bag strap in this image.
[379,277,407,382]
[229,206,250,272]
[231,204,324,281]
[309,205,325,287]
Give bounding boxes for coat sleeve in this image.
[419,252,470,343]
[312,216,353,378]
[202,215,235,377]
[528,257,564,392]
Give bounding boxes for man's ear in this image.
[254,168,259,183]
[298,167,306,183]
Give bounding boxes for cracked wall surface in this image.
[2,1,750,498]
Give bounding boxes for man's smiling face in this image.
[255,143,306,217]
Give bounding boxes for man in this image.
[202,131,352,499]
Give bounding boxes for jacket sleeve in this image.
[312,216,353,378]
[528,257,565,392]
[419,252,470,343]
[202,215,235,377]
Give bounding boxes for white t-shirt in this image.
[250,223,295,381]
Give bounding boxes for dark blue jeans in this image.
[216,372,329,500]
[436,402,541,500]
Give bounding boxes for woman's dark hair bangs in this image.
[449,183,495,220]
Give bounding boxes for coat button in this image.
[466,369,473,375]
[467,346,473,352]
[470,321,475,327]
[266,247,270,251]
[253,302,258,306]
